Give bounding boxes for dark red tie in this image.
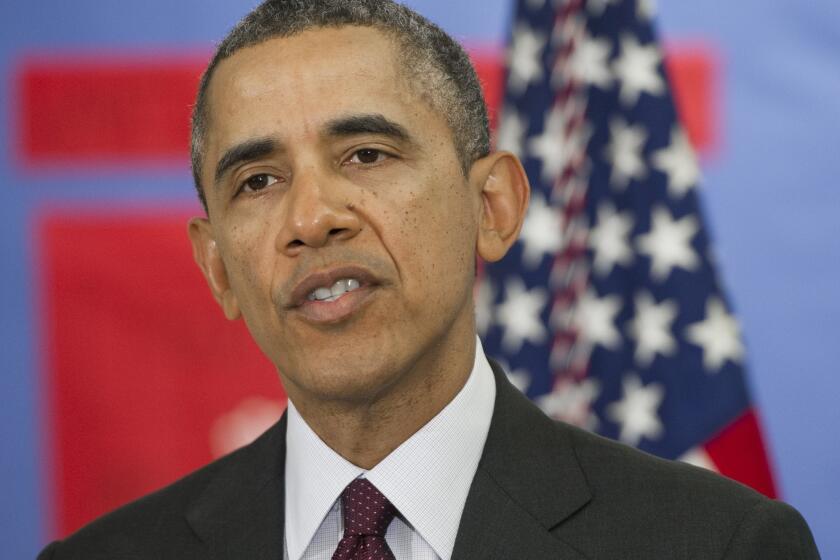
[331,478,397,560]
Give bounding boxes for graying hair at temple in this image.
[190,0,491,212]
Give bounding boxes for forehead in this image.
[205,26,423,146]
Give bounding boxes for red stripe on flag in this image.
[40,210,285,537]
[664,42,719,155]
[704,409,778,498]
[18,56,205,165]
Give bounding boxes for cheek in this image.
[393,178,477,286]
[219,220,278,308]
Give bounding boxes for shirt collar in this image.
[284,399,363,560]
[284,336,496,560]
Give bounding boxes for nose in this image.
[275,166,362,256]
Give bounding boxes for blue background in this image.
[1,1,837,557]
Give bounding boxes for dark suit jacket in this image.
[39,361,820,559]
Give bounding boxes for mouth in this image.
[306,277,362,303]
[286,265,381,324]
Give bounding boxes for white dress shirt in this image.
[283,336,496,560]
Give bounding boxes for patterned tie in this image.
[331,478,398,560]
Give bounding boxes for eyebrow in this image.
[214,137,277,185]
[325,113,413,144]
[212,114,412,186]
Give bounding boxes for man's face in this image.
[195,26,484,404]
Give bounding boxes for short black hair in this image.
[190,0,491,212]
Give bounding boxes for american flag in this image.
[478,0,777,496]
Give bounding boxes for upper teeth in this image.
[307,278,361,302]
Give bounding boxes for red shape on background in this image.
[18,56,205,165]
[15,43,716,165]
[705,409,778,498]
[664,42,719,155]
[469,48,506,131]
[40,210,285,537]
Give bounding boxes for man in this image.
[39,0,819,558]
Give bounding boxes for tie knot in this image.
[340,478,397,538]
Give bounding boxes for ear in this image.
[187,217,242,320]
[469,151,530,263]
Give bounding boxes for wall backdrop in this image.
[1,1,837,557]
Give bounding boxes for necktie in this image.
[331,478,398,560]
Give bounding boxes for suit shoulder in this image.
[556,422,819,558]
[722,498,821,558]
[560,425,770,515]
[564,421,761,504]
[484,368,819,557]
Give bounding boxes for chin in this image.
[282,351,405,404]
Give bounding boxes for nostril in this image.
[329,228,347,237]
[288,239,304,249]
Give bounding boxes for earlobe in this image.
[472,151,530,263]
[187,218,242,320]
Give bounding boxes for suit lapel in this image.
[452,361,592,560]
[185,414,287,560]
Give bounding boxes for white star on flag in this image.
[506,368,532,393]
[589,202,635,276]
[528,104,574,182]
[507,23,546,94]
[606,374,665,446]
[573,288,623,350]
[612,34,665,107]
[538,377,601,430]
[686,297,745,372]
[587,0,620,16]
[605,117,647,189]
[496,277,549,353]
[568,31,613,90]
[494,358,533,393]
[518,192,564,268]
[627,291,678,367]
[652,126,701,198]
[495,107,527,158]
[637,0,657,21]
[636,206,700,281]
[679,447,718,472]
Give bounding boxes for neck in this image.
[287,327,476,469]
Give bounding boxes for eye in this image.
[239,173,279,194]
[348,148,388,165]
